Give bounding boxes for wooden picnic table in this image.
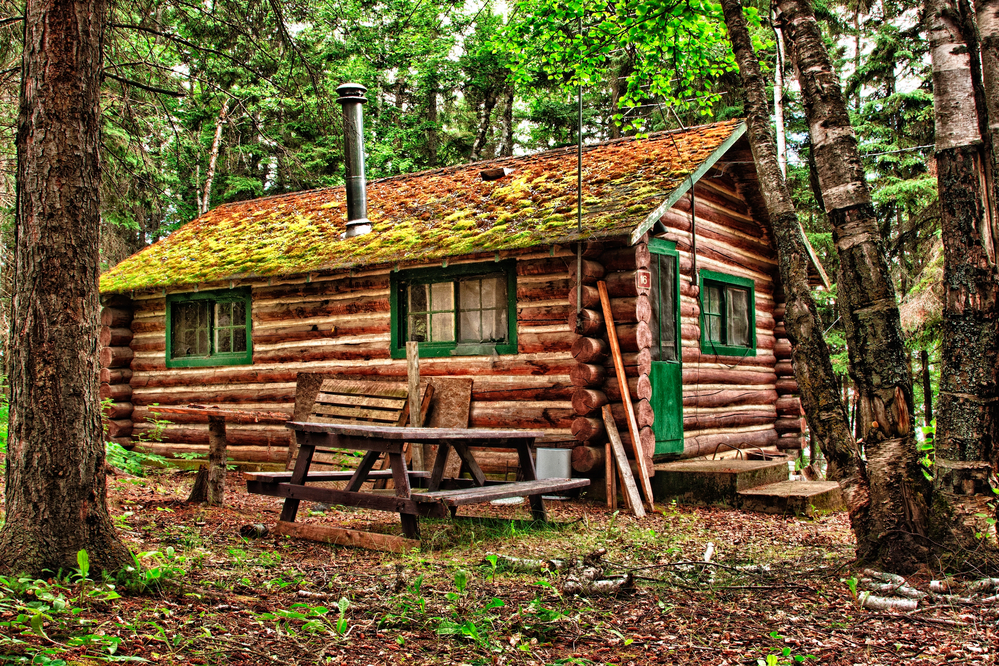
[245,422,590,547]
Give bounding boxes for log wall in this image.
[111,249,580,468]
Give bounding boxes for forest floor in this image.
[0,465,997,666]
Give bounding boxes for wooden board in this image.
[274,521,419,553]
[417,478,590,506]
[422,377,473,479]
[602,404,645,518]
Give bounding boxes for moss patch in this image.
[101,120,743,294]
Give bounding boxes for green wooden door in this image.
[648,239,683,456]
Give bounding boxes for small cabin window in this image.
[166,289,252,367]
[391,261,517,358]
[699,270,756,357]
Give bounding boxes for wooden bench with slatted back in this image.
[247,378,432,487]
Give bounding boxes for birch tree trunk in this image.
[928,0,999,550]
[720,0,873,540]
[776,0,931,571]
[976,0,999,256]
[0,0,131,575]
[200,101,231,216]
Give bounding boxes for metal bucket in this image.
[535,448,572,480]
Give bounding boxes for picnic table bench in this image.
[245,421,589,549]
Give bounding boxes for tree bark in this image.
[207,416,227,506]
[777,0,931,570]
[975,0,999,252]
[929,0,999,485]
[0,0,131,575]
[721,0,872,554]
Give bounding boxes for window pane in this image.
[705,314,722,343]
[460,280,481,309]
[233,327,247,353]
[431,312,454,342]
[217,302,232,328]
[232,301,246,326]
[171,301,210,357]
[481,310,497,341]
[409,314,428,342]
[705,285,722,315]
[217,329,232,353]
[727,287,750,347]
[496,308,508,342]
[431,282,453,311]
[660,255,677,361]
[481,277,501,307]
[460,311,481,342]
[409,284,428,312]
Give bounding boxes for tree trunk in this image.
[721,0,872,547]
[975,0,999,253]
[777,0,931,571]
[928,0,999,546]
[207,416,227,506]
[0,0,131,575]
[200,101,232,216]
[471,91,498,162]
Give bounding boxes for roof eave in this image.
[629,122,748,246]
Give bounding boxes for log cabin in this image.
[99,113,827,481]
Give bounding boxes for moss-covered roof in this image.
[101,119,745,294]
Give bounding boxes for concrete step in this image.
[737,481,844,517]
[650,459,789,505]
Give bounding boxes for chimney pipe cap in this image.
[337,83,368,104]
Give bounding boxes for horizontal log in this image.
[640,427,655,462]
[637,374,652,401]
[132,385,297,406]
[568,309,604,336]
[99,383,132,401]
[682,369,778,386]
[518,331,577,354]
[679,428,779,459]
[774,360,794,377]
[636,399,654,428]
[254,295,389,323]
[605,271,639,298]
[251,343,392,365]
[776,396,804,418]
[684,410,775,431]
[602,376,641,403]
[253,274,389,302]
[130,339,165,353]
[683,389,778,409]
[681,347,777,366]
[570,363,606,387]
[521,303,574,326]
[99,368,132,385]
[132,423,292,447]
[100,346,134,369]
[133,404,293,425]
[104,419,133,438]
[253,326,387,346]
[572,445,605,473]
[662,205,773,257]
[104,402,134,420]
[568,284,600,310]
[99,327,132,348]
[572,389,608,415]
[571,417,604,442]
[601,244,651,271]
[137,442,286,464]
[517,258,571,276]
[568,293,645,324]
[517,278,571,302]
[468,403,575,430]
[616,322,653,353]
[775,378,798,395]
[774,340,793,360]
[775,416,806,435]
[671,239,777,284]
[571,336,608,364]
[274,521,418,553]
[567,259,605,284]
[101,307,132,328]
[776,434,805,451]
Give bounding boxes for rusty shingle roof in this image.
[101,119,745,294]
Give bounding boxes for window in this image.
[699,270,755,356]
[166,289,252,367]
[391,261,517,358]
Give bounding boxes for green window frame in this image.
[699,269,756,357]
[165,288,252,368]
[390,261,518,359]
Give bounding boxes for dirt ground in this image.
[0,466,996,665]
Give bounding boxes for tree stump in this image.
[186,415,227,505]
